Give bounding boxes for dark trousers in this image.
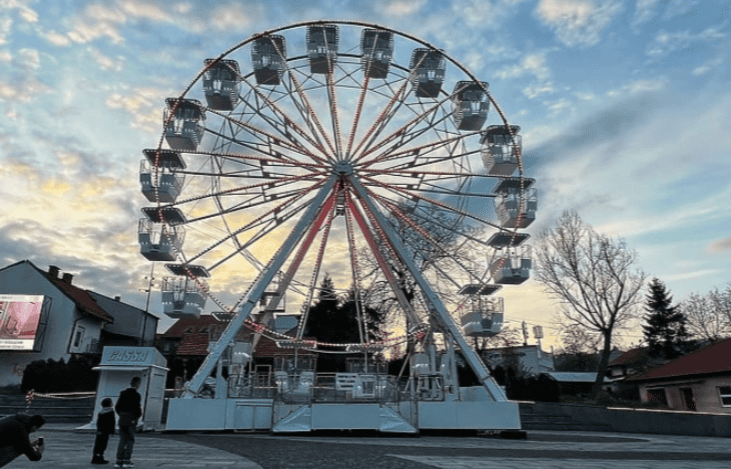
[93,431,110,457]
[0,446,20,468]
[115,425,135,463]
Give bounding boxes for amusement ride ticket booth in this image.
[80,346,168,432]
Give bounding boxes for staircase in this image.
[519,402,612,432]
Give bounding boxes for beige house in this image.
[628,338,731,414]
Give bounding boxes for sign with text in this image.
[0,295,44,351]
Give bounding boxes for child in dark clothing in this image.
[91,398,116,464]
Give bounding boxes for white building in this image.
[0,260,158,387]
[481,344,555,376]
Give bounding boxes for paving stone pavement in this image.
[391,455,731,469]
[5,425,262,469]
[8,425,730,469]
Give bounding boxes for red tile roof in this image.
[176,333,210,356]
[44,272,114,323]
[161,315,221,338]
[608,347,649,367]
[628,338,731,382]
[162,315,315,357]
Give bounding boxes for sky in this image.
[0,0,729,350]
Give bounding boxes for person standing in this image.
[114,377,142,469]
[0,413,45,467]
[91,398,115,464]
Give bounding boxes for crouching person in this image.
[0,413,45,467]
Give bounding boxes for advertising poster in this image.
[0,295,45,351]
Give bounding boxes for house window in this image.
[73,326,85,348]
[719,386,731,407]
[646,387,667,406]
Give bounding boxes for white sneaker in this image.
[122,463,135,468]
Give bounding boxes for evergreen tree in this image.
[643,278,690,359]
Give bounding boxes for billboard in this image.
[0,295,45,351]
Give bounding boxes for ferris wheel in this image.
[138,20,537,404]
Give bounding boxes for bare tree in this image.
[711,284,731,331]
[682,289,731,343]
[472,325,523,355]
[560,323,601,355]
[534,210,646,399]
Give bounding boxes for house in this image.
[627,337,731,413]
[0,260,158,387]
[541,371,612,397]
[156,313,315,390]
[481,344,555,376]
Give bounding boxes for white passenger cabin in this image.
[252,36,286,86]
[451,81,489,131]
[361,29,393,79]
[160,276,206,319]
[489,246,532,285]
[164,98,205,151]
[138,219,184,262]
[139,149,186,204]
[482,125,521,177]
[493,177,537,229]
[460,296,504,338]
[202,59,240,110]
[307,25,338,74]
[410,49,445,98]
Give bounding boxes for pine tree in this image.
[643,278,690,359]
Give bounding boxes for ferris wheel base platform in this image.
[164,390,521,433]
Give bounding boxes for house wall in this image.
[483,346,555,376]
[89,292,158,346]
[0,262,96,386]
[639,375,731,414]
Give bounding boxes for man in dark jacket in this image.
[114,377,142,469]
[0,413,45,467]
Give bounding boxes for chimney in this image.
[48,265,60,278]
[114,296,121,301]
[62,273,73,284]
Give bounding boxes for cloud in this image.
[692,56,725,76]
[105,87,168,133]
[87,46,124,71]
[523,82,555,99]
[534,0,623,47]
[451,0,496,28]
[0,16,11,46]
[665,269,726,282]
[0,76,51,103]
[118,0,171,23]
[708,237,731,253]
[68,19,125,44]
[660,0,702,21]
[375,0,428,17]
[543,97,573,116]
[495,53,551,81]
[606,77,667,97]
[646,25,728,57]
[14,48,40,70]
[632,0,661,29]
[44,30,72,46]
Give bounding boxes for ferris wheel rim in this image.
[143,21,533,351]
